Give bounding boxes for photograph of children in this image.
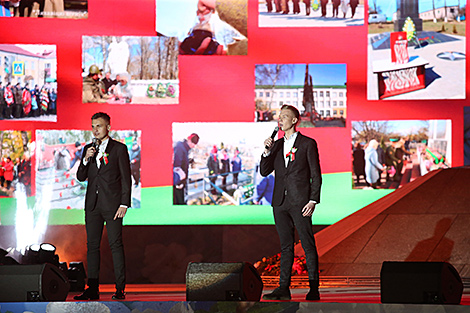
[82,36,179,105]
[35,129,142,209]
[156,0,248,55]
[351,119,451,190]
[0,44,57,121]
[367,0,465,100]
[259,0,364,27]
[255,63,346,127]
[172,122,277,205]
[0,131,32,198]
[0,0,88,18]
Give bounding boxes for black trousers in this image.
[173,186,186,205]
[85,207,126,290]
[273,197,319,288]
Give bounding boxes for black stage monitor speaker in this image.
[0,263,70,302]
[380,261,463,304]
[186,262,263,301]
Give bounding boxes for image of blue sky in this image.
[370,0,465,20]
[353,120,449,137]
[256,64,347,86]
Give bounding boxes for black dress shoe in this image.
[262,287,291,300]
[112,290,126,300]
[73,288,99,300]
[306,288,320,301]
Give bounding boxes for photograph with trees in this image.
[255,63,347,127]
[351,119,451,190]
[0,130,32,197]
[82,36,179,105]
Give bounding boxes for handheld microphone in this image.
[265,126,279,150]
[90,138,100,162]
[92,138,100,150]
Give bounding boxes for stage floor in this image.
[1,284,470,313]
[65,283,470,304]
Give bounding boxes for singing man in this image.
[260,104,322,301]
[74,112,131,301]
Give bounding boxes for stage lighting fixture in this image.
[0,248,19,265]
[39,243,59,266]
[68,262,86,291]
[23,244,40,264]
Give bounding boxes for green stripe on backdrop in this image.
[0,173,392,226]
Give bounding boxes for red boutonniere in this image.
[100,153,109,165]
[286,147,298,162]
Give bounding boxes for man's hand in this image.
[264,137,274,153]
[114,206,127,220]
[84,146,96,162]
[302,202,316,217]
[197,0,216,14]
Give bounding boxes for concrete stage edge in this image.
[1,283,470,313]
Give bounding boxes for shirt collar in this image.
[284,131,298,142]
[99,137,110,151]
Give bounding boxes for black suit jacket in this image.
[77,138,132,212]
[260,132,321,207]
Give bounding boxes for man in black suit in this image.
[260,105,322,301]
[74,112,131,301]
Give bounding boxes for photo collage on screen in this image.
[0,0,467,226]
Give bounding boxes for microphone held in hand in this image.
[90,138,101,162]
[265,126,279,150]
[92,138,100,150]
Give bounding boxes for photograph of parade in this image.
[351,119,451,189]
[0,0,88,18]
[0,44,57,121]
[156,0,248,55]
[367,0,466,100]
[259,0,364,27]
[172,122,278,205]
[0,131,32,198]
[255,63,346,127]
[35,129,142,209]
[82,36,179,105]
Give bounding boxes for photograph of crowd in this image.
[0,131,32,198]
[367,0,466,100]
[172,122,278,205]
[259,0,364,27]
[351,119,451,189]
[255,63,347,127]
[35,129,142,209]
[156,0,248,55]
[0,44,57,121]
[0,0,88,18]
[82,36,179,105]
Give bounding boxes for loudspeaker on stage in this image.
[380,261,463,304]
[0,263,70,302]
[186,262,263,301]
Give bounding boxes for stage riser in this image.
[1,300,469,313]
